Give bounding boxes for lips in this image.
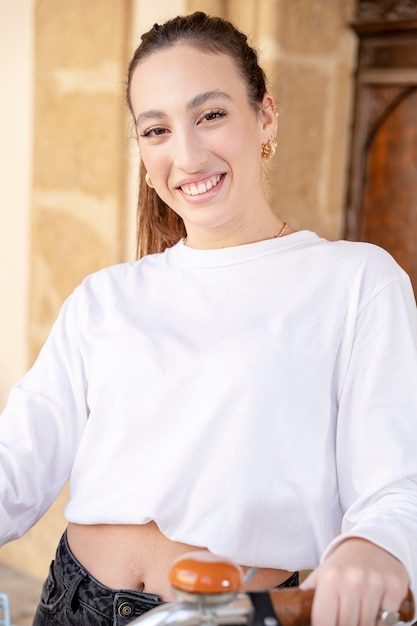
[179,174,224,196]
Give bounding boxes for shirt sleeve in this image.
[0,284,90,545]
[322,270,417,612]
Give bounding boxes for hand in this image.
[300,538,410,626]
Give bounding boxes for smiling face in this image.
[129,43,277,246]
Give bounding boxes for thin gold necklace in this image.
[275,221,288,238]
[183,222,288,247]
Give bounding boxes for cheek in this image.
[205,131,245,168]
[140,148,169,180]
[140,150,176,205]
[224,122,260,158]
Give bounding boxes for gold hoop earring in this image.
[261,138,277,160]
[145,172,154,188]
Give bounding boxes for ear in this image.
[259,93,277,140]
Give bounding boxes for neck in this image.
[183,221,291,250]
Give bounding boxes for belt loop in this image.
[67,568,88,613]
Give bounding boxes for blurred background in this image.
[1,0,416,622]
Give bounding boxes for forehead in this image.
[129,43,248,116]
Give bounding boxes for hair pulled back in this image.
[127,11,268,258]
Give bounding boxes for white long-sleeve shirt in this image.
[1,231,417,603]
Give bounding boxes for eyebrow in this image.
[187,90,232,110]
[135,90,232,125]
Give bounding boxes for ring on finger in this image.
[379,609,400,625]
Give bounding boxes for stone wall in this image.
[264,0,358,239]
[0,0,33,411]
[29,0,130,361]
[0,0,358,582]
[0,0,133,581]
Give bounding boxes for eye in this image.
[140,126,169,138]
[200,109,227,123]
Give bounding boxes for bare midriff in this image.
[67,521,293,601]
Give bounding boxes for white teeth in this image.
[181,175,222,196]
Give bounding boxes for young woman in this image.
[1,12,416,626]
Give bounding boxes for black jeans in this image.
[33,531,299,626]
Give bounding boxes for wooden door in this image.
[345,1,417,296]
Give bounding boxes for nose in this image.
[172,126,208,173]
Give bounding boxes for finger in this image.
[357,591,381,626]
[310,580,339,626]
[378,581,408,626]
[378,608,402,626]
[337,592,361,626]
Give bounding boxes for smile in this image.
[180,174,224,196]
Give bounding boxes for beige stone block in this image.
[267,62,331,232]
[324,57,358,239]
[342,0,358,24]
[35,0,127,70]
[29,208,111,358]
[33,89,125,196]
[228,0,257,34]
[186,0,226,17]
[278,0,347,55]
[255,0,281,40]
[0,486,68,581]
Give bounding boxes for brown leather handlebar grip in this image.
[269,587,415,626]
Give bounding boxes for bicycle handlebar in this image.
[268,587,415,626]
[130,551,416,626]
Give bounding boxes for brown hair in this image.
[127,11,268,258]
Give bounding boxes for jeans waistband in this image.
[56,532,162,622]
